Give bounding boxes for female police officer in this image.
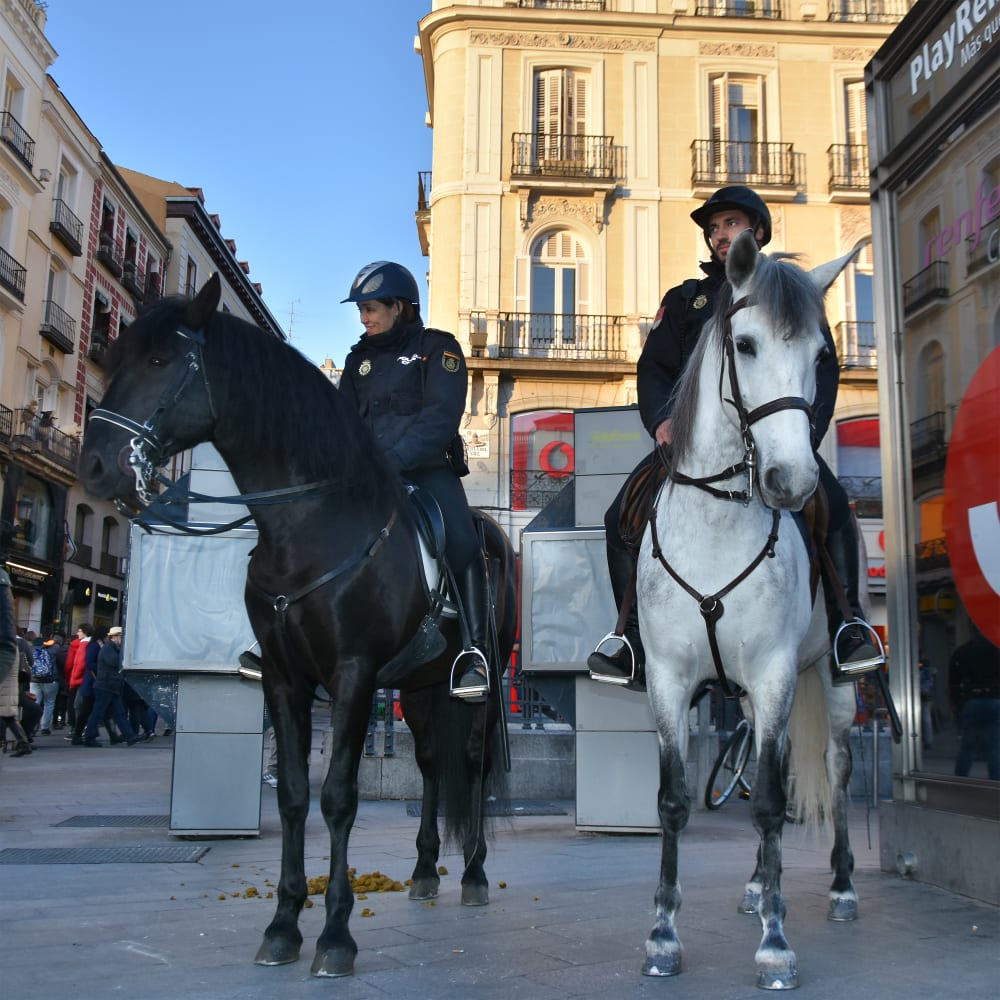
[338,261,489,700]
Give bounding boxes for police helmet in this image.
[341,261,420,307]
[690,185,772,248]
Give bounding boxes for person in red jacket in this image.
[62,623,92,736]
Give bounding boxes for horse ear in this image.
[185,273,222,330]
[810,246,861,295]
[725,228,760,288]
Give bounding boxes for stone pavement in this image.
[2,720,997,1000]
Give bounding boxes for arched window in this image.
[511,410,574,511]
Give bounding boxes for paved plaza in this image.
[2,716,997,1000]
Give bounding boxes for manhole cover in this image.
[54,815,170,828]
[0,845,209,865]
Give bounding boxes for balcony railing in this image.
[94,235,123,278]
[840,475,882,519]
[0,245,27,301]
[511,469,570,512]
[902,260,949,314]
[0,403,12,442]
[828,0,908,23]
[967,231,998,276]
[40,299,76,354]
[691,139,799,187]
[122,259,144,297]
[915,536,949,575]
[834,320,876,368]
[417,171,431,212]
[0,110,35,170]
[11,408,80,472]
[516,0,609,7]
[511,133,616,181]
[496,312,626,360]
[100,552,123,576]
[910,411,946,464]
[828,144,869,191]
[695,1,783,17]
[144,269,162,304]
[50,198,85,256]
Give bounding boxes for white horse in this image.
[638,230,861,989]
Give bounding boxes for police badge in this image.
[693,294,708,309]
[358,359,372,376]
[442,352,460,372]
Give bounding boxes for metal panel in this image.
[0,846,208,864]
[575,729,660,831]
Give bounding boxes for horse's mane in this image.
[106,295,389,487]
[668,253,824,466]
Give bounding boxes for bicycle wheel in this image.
[705,719,754,810]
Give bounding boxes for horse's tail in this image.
[438,693,509,847]
[786,664,834,828]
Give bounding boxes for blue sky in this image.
[45,0,432,368]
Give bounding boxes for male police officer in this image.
[588,185,883,688]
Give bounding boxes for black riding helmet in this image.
[690,185,772,250]
[342,261,420,307]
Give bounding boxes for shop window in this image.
[11,476,54,562]
[511,410,574,511]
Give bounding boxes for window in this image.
[710,73,765,177]
[74,504,94,566]
[836,418,881,516]
[11,476,54,562]
[534,68,589,163]
[511,410,575,511]
[916,341,946,419]
[185,256,198,298]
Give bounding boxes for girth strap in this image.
[649,508,780,697]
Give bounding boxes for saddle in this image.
[619,447,669,558]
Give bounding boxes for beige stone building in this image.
[415,0,911,561]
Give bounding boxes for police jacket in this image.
[636,258,839,447]
[339,317,467,475]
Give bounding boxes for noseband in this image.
[89,323,212,505]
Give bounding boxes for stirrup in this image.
[450,646,490,700]
[833,619,886,677]
[588,631,639,687]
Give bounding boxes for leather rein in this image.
[651,295,814,697]
[89,321,399,616]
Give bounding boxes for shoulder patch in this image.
[442,352,460,373]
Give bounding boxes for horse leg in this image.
[751,730,798,991]
[459,700,494,908]
[740,844,764,915]
[826,714,857,921]
[642,726,689,977]
[255,683,313,967]
[310,676,373,977]
[400,686,442,901]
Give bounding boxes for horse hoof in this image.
[310,947,356,978]
[756,967,799,990]
[408,877,440,901]
[253,937,301,966]
[461,883,489,907]
[828,895,858,922]
[642,954,682,977]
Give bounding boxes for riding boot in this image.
[825,516,885,684]
[587,544,645,689]
[450,555,491,703]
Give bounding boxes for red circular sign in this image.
[539,440,575,478]
[943,345,1000,645]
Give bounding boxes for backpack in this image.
[31,644,54,680]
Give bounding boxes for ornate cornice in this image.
[470,30,655,53]
[833,47,876,63]
[699,42,776,59]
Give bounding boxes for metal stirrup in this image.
[588,631,638,687]
[450,646,490,698]
[833,618,886,676]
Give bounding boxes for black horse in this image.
[78,274,518,978]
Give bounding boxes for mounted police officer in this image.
[588,185,883,688]
[338,261,490,701]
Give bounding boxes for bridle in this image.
[651,295,817,697]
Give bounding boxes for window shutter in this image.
[845,81,867,147]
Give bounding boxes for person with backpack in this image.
[28,632,58,735]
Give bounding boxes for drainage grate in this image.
[0,845,209,865]
[53,814,170,828]
[406,800,567,818]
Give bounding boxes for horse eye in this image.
[735,337,755,357]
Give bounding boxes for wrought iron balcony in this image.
[0,403,12,442]
[967,231,997,276]
[840,475,882,519]
[50,199,84,256]
[695,1,783,17]
[511,133,616,181]
[834,320,876,368]
[417,171,431,212]
[691,139,800,188]
[94,234,123,278]
[0,245,27,301]
[0,110,35,170]
[40,299,76,354]
[511,469,570,512]
[11,408,80,471]
[915,536,949,574]
[517,0,607,7]
[144,269,163,304]
[496,312,626,360]
[828,0,908,23]
[902,260,949,314]
[88,329,109,363]
[122,259,144,298]
[910,411,946,465]
[828,144,869,191]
